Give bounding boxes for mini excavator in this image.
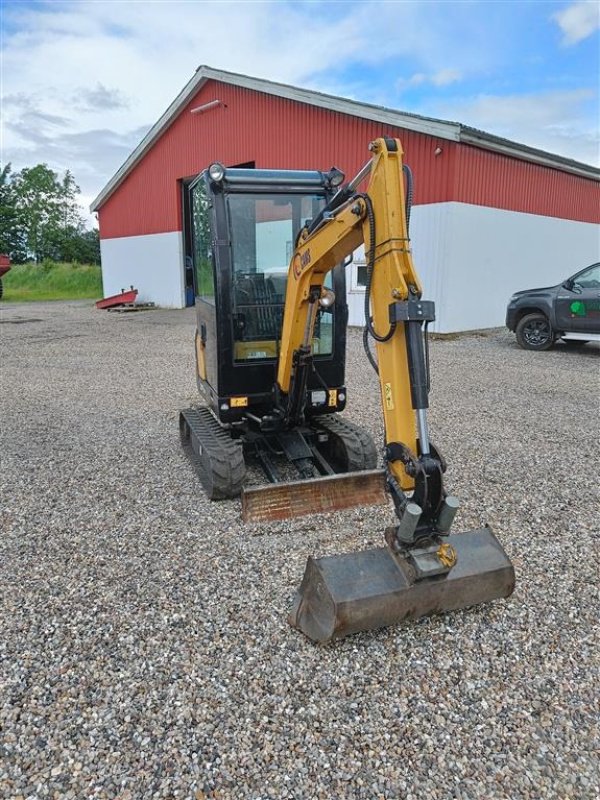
[180,138,515,642]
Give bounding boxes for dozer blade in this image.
[289,526,515,642]
[241,469,387,523]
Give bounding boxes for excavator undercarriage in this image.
[179,406,384,519]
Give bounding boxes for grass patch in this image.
[1,261,103,303]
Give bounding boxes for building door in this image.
[181,178,196,307]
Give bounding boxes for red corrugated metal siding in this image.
[454,144,599,223]
[98,81,454,239]
[98,80,598,239]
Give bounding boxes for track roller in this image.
[314,415,378,472]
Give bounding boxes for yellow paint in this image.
[195,329,207,381]
[437,543,457,568]
[230,396,249,408]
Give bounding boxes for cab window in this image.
[191,179,215,303]
[227,192,333,361]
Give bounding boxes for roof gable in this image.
[91,65,599,211]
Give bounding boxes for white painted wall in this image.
[347,203,451,330]
[100,231,185,308]
[256,219,294,271]
[347,203,600,332]
[99,207,599,324]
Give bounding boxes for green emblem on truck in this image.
[570,300,586,317]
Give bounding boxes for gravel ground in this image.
[1,301,598,800]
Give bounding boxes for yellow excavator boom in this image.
[276,137,423,492]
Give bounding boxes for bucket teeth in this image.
[289,526,515,643]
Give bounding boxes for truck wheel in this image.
[515,313,554,351]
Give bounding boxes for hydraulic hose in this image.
[403,164,413,233]
[361,194,396,344]
[361,164,413,371]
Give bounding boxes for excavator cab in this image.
[180,165,380,506]
[189,166,348,423]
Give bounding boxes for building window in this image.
[356,263,368,288]
[350,245,367,292]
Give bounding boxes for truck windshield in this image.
[227,192,333,362]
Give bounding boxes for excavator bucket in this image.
[289,526,515,642]
[241,469,388,523]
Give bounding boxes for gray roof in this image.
[91,65,599,211]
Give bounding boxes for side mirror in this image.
[562,279,573,290]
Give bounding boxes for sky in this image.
[1,0,598,225]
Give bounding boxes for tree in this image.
[61,228,100,264]
[12,164,86,262]
[0,164,27,262]
[0,163,99,264]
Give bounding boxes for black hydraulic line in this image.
[403,164,413,234]
[361,194,397,344]
[424,320,431,393]
[362,326,379,374]
[361,164,414,372]
[306,185,355,237]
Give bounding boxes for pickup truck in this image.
[506,262,600,350]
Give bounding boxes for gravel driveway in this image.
[1,301,598,799]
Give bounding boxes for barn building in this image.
[91,66,599,332]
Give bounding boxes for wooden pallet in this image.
[107,302,156,313]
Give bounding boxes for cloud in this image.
[431,69,463,87]
[74,83,130,112]
[0,1,492,210]
[1,0,596,222]
[428,89,599,165]
[397,69,462,91]
[552,1,600,45]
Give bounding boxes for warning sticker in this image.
[384,383,394,410]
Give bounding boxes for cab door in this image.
[555,263,600,333]
[189,175,219,394]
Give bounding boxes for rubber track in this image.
[314,415,378,472]
[180,408,246,499]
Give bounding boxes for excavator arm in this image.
[276,137,450,538]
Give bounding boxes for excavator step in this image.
[241,468,387,523]
[289,526,515,642]
[179,407,246,499]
